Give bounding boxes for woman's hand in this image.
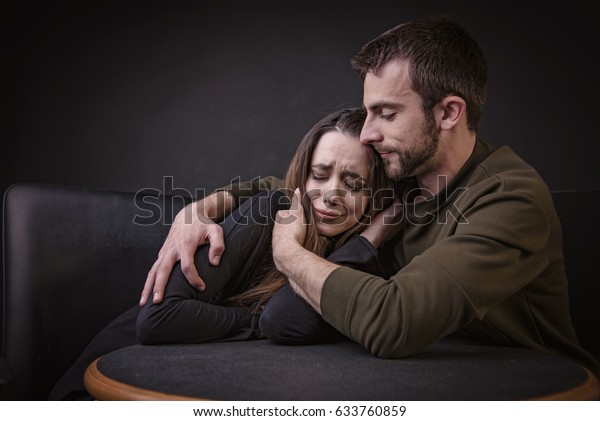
[360,199,404,249]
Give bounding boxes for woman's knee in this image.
[135,306,158,344]
[135,303,176,345]
[258,303,295,344]
[258,296,324,345]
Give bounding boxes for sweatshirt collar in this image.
[401,138,494,219]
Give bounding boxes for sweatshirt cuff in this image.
[326,235,382,275]
[320,266,370,336]
[212,176,284,209]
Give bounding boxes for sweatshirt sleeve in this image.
[320,189,552,358]
[212,176,285,209]
[326,235,385,276]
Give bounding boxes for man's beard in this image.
[385,112,441,181]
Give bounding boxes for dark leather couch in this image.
[1,182,599,400]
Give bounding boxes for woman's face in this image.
[305,130,371,237]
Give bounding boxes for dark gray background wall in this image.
[2,1,599,239]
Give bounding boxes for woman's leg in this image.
[259,283,344,345]
[137,190,287,344]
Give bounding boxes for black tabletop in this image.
[90,337,592,400]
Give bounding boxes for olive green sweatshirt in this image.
[217,140,600,376]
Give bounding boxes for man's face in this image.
[360,59,440,181]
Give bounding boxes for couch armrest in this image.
[1,182,191,399]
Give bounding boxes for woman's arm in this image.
[140,176,284,306]
[140,190,235,306]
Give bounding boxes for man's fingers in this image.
[207,225,225,266]
[290,188,301,212]
[276,189,304,226]
[140,260,160,306]
[149,252,178,304]
[152,262,178,303]
[180,253,206,291]
[292,188,306,224]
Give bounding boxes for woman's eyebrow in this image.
[343,170,365,180]
[311,163,333,171]
[312,164,367,181]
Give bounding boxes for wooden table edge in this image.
[84,356,600,401]
[84,358,211,401]
[529,367,600,401]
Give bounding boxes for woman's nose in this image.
[322,181,345,205]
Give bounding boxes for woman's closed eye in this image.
[345,177,367,191]
[311,173,329,181]
[310,172,367,192]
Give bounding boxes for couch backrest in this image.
[1,182,189,399]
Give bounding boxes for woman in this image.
[136,106,394,344]
[48,107,395,399]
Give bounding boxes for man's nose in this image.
[360,118,383,145]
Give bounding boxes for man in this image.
[140,16,600,376]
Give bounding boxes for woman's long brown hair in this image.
[228,107,394,312]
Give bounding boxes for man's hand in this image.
[272,189,336,313]
[360,199,404,249]
[139,191,233,306]
[272,188,306,262]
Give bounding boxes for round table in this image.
[84,337,600,400]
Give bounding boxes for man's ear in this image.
[438,95,466,130]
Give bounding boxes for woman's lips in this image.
[313,207,342,221]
